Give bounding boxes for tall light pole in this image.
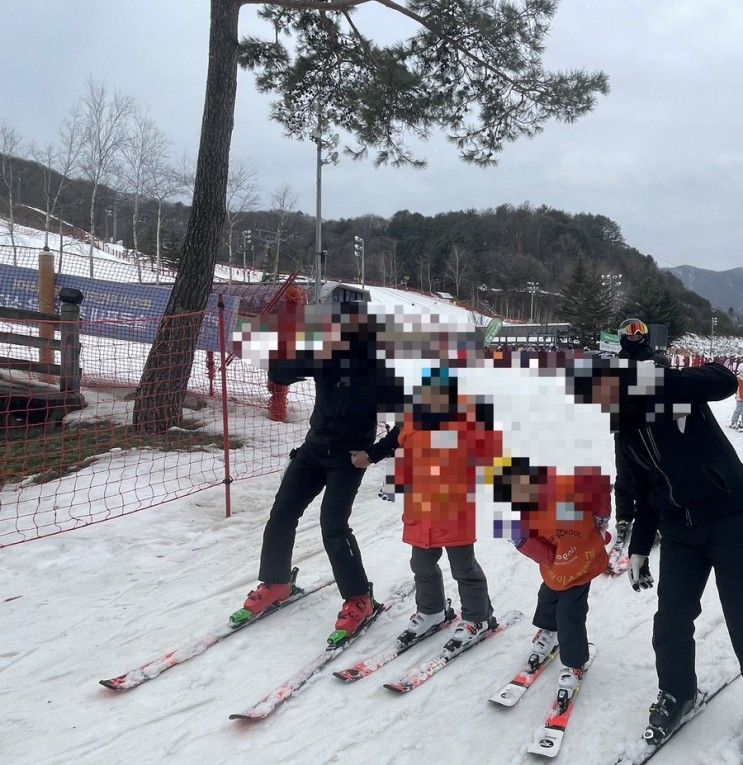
[527,281,539,323]
[710,316,718,357]
[242,229,252,282]
[354,235,365,288]
[310,111,339,303]
[109,193,118,244]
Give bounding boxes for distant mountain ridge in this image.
[668,265,743,316]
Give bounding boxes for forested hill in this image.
[3,153,736,338]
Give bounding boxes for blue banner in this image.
[0,263,238,352]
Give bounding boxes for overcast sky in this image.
[3,1,742,271]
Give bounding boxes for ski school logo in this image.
[554,546,577,564]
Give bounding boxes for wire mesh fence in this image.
[0,265,315,547]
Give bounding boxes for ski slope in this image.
[1,217,742,762]
[0,217,257,284]
[2,373,742,764]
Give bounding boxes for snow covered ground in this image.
[2,372,742,764]
[2,217,742,763]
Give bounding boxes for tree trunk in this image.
[133,194,143,283]
[8,174,17,266]
[272,231,281,275]
[133,0,239,433]
[88,180,98,277]
[156,200,162,284]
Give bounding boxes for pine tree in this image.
[619,275,686,341]
[559,257,612,347]
[133,0,609,432]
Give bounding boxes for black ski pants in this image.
[258,443,368,599]
[410,544,493,623]
[533,581,591,669]
[653,511,743,702]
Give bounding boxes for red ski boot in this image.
[241,581,292,616]
[229,568,301,628]
[327,593,374,646]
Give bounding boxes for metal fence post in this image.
[59,288,84,393]
[218,295,233,518]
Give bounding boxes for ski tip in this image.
[332,670,360,682]
[99,678,124,691]
[383,682,408,694]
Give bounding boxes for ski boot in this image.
[556,665,584,713]
[529,629,558,671]
[230,568,298,627]
[327,584,377,647]
[396,601,454,648]
[443,616,495,657]
[643,690,695,746]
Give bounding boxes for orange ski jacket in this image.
[395,403,503,549]
[516,467,611,590]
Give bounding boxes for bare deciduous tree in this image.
[28,103,84,252]
[224,160,259,280]
[446,243,471,298]
[149,153,184,284]
[121,108,168,282]
[268,184,298,276]
[175,150,197,198]
[0,122,22,264]
[79,77,134,276]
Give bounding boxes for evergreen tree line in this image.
[238,204,738,343]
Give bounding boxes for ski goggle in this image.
[618,320,648,337]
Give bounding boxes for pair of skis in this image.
[490,642,596,758]
[380,609,523,694]
[230,581,416,720]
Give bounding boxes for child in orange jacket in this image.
[490,457,611,700]
[391,368,504,654]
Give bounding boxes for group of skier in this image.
[240,303,743,749]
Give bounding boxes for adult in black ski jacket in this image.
[252,306,403,626]
[613,321,670,527]
[596,361,743,734]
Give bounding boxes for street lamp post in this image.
[527,281,539,323]
[710,316,718,357]
[242,230,252,282]
[310,112,339,303]
[353,235,365,289]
